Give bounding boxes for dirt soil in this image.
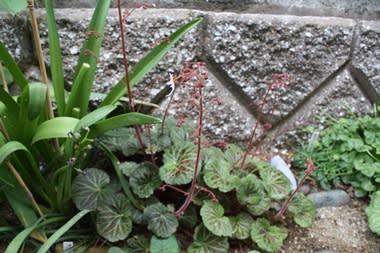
[282,199,380,253]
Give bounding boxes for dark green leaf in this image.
[203,159,239,192]
[0,42,27,89]
[188,225,229,253]
[129,163,161,198]
[144,203,178,238]
[150,235,180,253]
[96,194,132,242]
[72,168,114,210]
[127,234,149,252]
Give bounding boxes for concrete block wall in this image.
[0,3,379,150]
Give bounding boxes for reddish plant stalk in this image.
[240,84,273,169]
[275,159,317,218]
[117,0,145,150]
[175,74,204,217]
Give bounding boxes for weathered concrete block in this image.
[352,20,380,96]
[206,13,356,123]
[0,13,33,70]
[36,8,203,94]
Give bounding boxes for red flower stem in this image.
[117,0,145,150]
[175,76,204,217]
[240,84,273,169]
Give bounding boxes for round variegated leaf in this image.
[250,218,288,252]
[224,144,243,166]
[203,159,239,192]
[150,235,180,253]
[127,234,150,252]
[188,225,229,253]
[159,142,196,185]
[229,213,253,240]
[119,161,139,177]
[236,174,264,205]
[288,193,316,228]
[72,168,114,211]
[129,162,161,198]
[247,195,271,216]
[200,200,232,237]
[96,194,132,242]
[170,124,193,143]
[202,146,225,167]
[144,202,179,238]
[259,167,291,200]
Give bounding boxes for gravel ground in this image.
[283,199,380,253]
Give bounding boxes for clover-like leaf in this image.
[229,213,253,240]
[288,193,316,228]
[144,202,179,238]
[72,168,114,210]
[200,200,232,237]
[188,225,229,253]
[129,162,161,198]
[159,142,196,185]
[365,191,380,236]
[150,235,180,253]
[203,159,239,192]
[260,167,291,200]
[247,195,271,216]
[96,194,132,242]
[251,218,288,252]
[236,174,264,205]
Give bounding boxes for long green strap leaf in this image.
[90,112,161,137]
[0,141,29,165]
[32,117,80,144]
[5,217,43,253]
[45,0,65,116]
[0,41,28,90]
[74,104,116,131]
[72,0,111,117]
[101,17,203,106]
[37,209,91,253]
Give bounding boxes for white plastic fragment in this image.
[270,155,297,190]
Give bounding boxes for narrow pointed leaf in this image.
[73,0,111,117]
[74,104,117,131]
[90,112,161,137]
[45,0,65,115]
[0,42,27,89]
[37,209,91,253]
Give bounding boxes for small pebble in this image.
[308,190,350,208]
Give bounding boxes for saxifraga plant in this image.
[72,63,316,252]
[0,0,201,250]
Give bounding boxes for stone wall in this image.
[0,4,379,150]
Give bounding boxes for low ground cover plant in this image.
[294,113,380,236]
[0,0,317,252]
